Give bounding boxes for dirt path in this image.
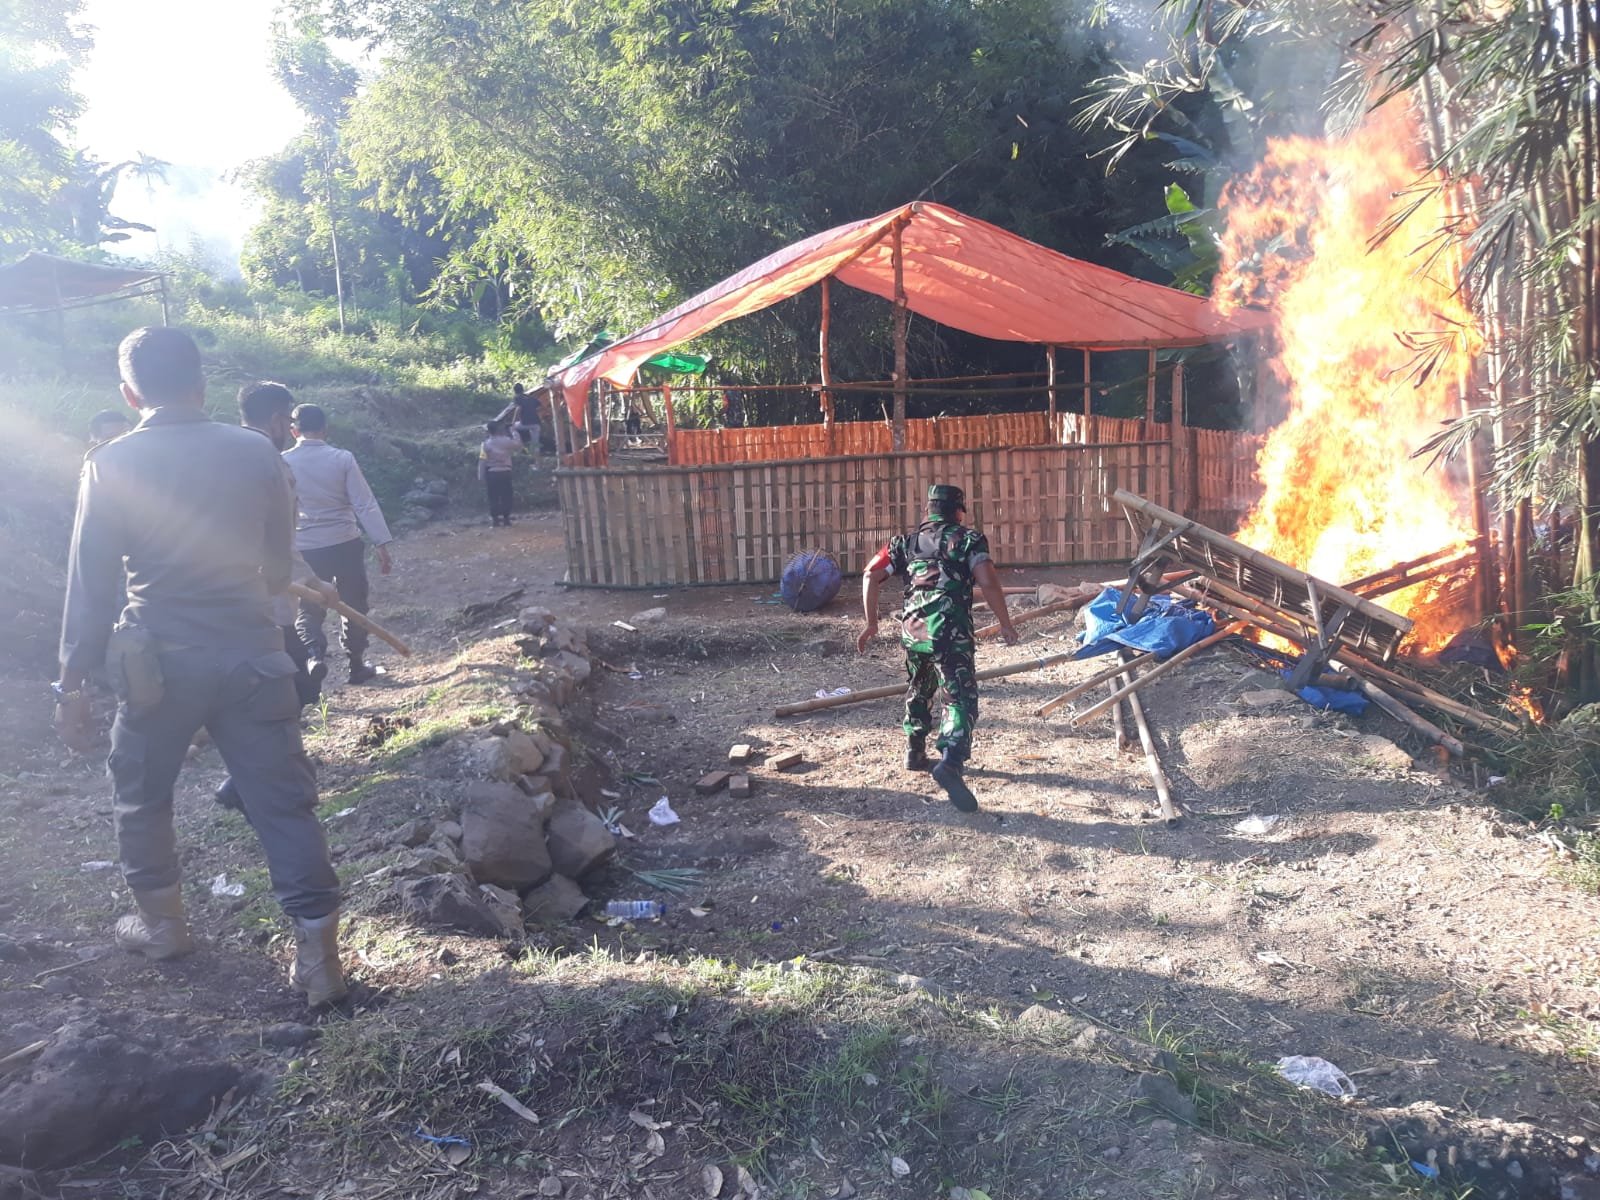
[1,507,1597,1199]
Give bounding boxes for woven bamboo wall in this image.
[555,440,1173,587]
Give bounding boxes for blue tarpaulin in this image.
[1232,640,1370,715]
[1075,588,1217,660]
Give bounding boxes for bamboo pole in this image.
[773,651,1075,717]
[662,381,676,464]
[1144,349,1157,434]
[1035,651,1159,717]
[974,598,1077,639]
[1122,652,1178,823]
[1082,348,1092,426]
[1107,676,1130,751]
[891,218,909,452]
[1350,676,1466,758]
[1068,622,1247,726]
[1046,345,1057,426]
[819,276,835,430]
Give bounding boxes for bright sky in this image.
[74,0,307,272]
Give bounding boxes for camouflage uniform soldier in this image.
[857,484,1017,811]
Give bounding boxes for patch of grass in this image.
[315,772,399,821]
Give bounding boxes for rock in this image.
[550,650,592,684]
[505,729,546,776]
[543,622,587,656]
[631,607,667,623]
[1239,689,1295,708]
[528,729,560,760]
[394,873,506,936]
[0,1015,244,1169]
[540,742,569,783]
[770,750,803,771]
[390,842,466,878]
[436,820,463,843]
[479,884,526,938]
[522,874,590,925]
[460,783,554,890]
[544,800,617,879]
[388,818,434,849]
[1352,734,1413,771]
[468,736,516,782]
[401,488,449,511]
[259,1023,319,1050]
[728,774,753,799]
[1131,1072,1197,1124]
[519,606,556,635]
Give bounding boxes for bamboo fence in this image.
[555,439,1181,587]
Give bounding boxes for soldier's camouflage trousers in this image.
[901,633,978,760]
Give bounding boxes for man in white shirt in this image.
[283,403,394,685]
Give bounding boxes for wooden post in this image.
[1171,361,1189,517]
[819,276,835,428]
[1081,347,1092,443]
[663,381,676,465]
[891,218,908,453]
[1144,349,1157,434]
[551,384,570,462]
[1046,344,1057,431]
[158,276,171,326]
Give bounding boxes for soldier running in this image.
[857,483,1018,812]
[53,328,348,1006]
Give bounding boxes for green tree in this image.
[0,0,88,255]
[307,0,1171,384]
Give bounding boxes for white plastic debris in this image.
[1233,814,1283,836]
[648,797,681,827]
[813,686,852,700]
[1275,1055,1357,1097]
[79,861,116,872]
[210,873,246,898]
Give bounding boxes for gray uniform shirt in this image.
[281,437,393,551]
[60,405,291,679]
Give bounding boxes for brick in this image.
[728,773,753,799]
[770,750,803,771]
[727,743,753,764]
[694,771,731,796]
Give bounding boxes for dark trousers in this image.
[485,470,514,520]
[109,646,340,919]
[281,623,321,708]
[298,538,369,660]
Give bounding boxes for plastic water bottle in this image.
[604,900,665,920]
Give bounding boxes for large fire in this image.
[1214,104,1479,648]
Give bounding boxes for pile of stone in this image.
[389,607,615,935]
[397,476,450,529]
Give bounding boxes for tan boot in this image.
[291,911,348,1007]
[114,883,195,960]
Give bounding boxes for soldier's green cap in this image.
[927,483,966,510]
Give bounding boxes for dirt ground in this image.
[1,502,1598,1200]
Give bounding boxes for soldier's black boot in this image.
[931,748,978,813]
[904,736,931,772]
[213,776,244,813]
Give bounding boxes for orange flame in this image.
[1214,105,1479,649]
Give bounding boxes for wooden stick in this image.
[1350,676,1466,758]
[976,598,1077,639]
[1122,655,1178,823]
[288,583,413,657]
[1035,651,1158,717]
[1182,584,1517,736]
[1108,675,1131,752]
[774,651,1075,717]
[1068,622,1247,727]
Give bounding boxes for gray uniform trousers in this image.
[108,645,341,919]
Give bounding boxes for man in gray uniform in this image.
[53,327,348,1007]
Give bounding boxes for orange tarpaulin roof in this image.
[554,201,1266,418]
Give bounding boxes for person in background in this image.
[283,403,394,685]
[479,419,518,526]
[88,408,131,446]
[856,483,1018,813]
[53,327,347,1006]
[213,382,341,815]
[497,382,542,465]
